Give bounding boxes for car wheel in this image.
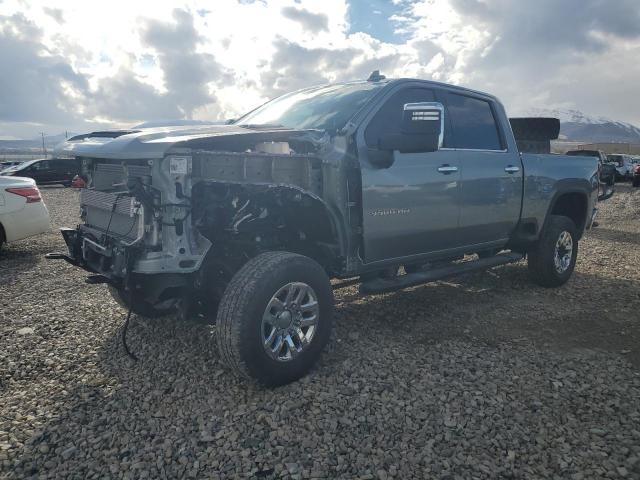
[527,215,578,288]
[108,285,173,318]
[216,251,334,386]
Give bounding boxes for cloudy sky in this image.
[1,0,639,139]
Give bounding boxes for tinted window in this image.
[446,93,502,150]
[52,160,73,170]
[365,88,435,147]
[33,161,51,170]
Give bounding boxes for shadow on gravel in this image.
[588,227,640,246]
[0,247,40,277]
[6,263,640,478]
[329,264,640,368]
[88,261,640,388]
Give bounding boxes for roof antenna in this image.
[367,70,386,82]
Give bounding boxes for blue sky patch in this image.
[347,0,410,44]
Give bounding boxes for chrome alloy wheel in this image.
[554,230,573,274]
[261,282,319,362]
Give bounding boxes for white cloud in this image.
[0,0,639,138]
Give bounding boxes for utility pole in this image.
[40,132,47,158]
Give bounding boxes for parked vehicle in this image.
[607,154,634,180]
[0,176,50,251]
[632,163,640,187]
[48,75,599,385]
[630,155,640,183]
[1,158,81,186]
[566,150,615,200]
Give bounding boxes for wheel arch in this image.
[546,189,590,240]
[192,181,348,275]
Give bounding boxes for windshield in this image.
[236,82,385,132]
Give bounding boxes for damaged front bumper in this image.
[46,225,201,309]
[45,226,133,284]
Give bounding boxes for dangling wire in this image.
[122,293,138,361]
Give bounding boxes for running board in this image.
[359,252,524,295]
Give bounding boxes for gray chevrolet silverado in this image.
[49,73,599,385]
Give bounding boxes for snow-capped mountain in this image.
[524,108,640,143]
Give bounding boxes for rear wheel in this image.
[108,285,173,318]
[216,251,334,386]
[527,215,578,288]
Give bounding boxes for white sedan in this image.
[0,176,50,250]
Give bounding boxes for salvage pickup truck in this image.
[49,73,599,385]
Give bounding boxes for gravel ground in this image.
[1,185,639,479]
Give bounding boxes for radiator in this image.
[80,189,140,239]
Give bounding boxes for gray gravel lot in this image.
[1,185,639,479]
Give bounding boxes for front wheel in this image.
[527,215,578,288]
[216,252,334,386]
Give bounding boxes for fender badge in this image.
[370,208,411,217]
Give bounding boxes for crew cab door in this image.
[358,86,461,264]
[27,160,52,184]
[443,92,523,247]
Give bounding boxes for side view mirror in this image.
[378,102,444,153]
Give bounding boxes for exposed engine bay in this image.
[64,132,353,311]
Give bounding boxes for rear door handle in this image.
[504,165,520,174]
[437,165,459,174]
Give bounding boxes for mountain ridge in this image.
[523,108,640,143]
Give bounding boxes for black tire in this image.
[633,178,640,188]
[527,215,578,288]
[108,285,172,318]
[216,251,334,386]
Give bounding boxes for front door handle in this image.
[437,165,459,174]
[504,165,520,174]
